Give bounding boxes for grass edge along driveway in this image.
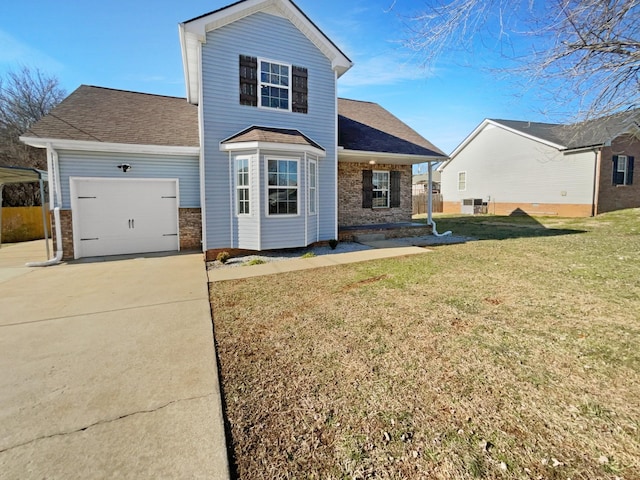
[211,209,640,479]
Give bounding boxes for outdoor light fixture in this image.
[117,164,132,172]
[369,160,376,165]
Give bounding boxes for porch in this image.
[338,222,433,242]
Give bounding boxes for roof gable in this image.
[179,0,352,104]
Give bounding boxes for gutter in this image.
[27,146,63,266]
[426,162,451,237]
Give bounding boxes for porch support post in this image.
[427,162,433,225]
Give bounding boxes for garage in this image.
[70,178,179,259]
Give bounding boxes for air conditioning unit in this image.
[461,198,487,215]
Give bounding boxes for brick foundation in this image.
[338,162,413,226]
[338,224,433,242]
[443,201,592,217]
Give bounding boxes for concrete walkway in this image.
[0,241,229,479]
[208,244,429,282]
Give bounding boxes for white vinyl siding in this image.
[201,12,336,250]
[441,124,595,205]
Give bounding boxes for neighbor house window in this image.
[267,159,298,215]
[236,158,250,215]
[613,155,634,186]
[458,171,467,191]
[239,55,307,113]
[308,159,317,214]
[372,171,390,208]
[260,60,291,111]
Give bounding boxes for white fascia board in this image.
[20,137,200,157]
[443,119,566,170]
[220,140,326,157]
[339,149,446,165]
[181,0,352,91]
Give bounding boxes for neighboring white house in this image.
[439,114,639,217]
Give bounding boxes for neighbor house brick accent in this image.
[338,162,412,226]
[179,208,202,250]
[597,134,640,214]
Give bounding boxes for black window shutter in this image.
[292,66,308,114]
[390,171,401,207]
[362,170,373,208]
[239,55,257,106]
[627,156,634,185]
[612,155,620,185]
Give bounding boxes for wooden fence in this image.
[413,193,443,215]
[1,206,51,243]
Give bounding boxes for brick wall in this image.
[597,135,640,214]
[54,209,74,260]
[338,162,413,226]
[179,208,202,250]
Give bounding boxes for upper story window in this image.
[239,55,308,113]
[267,158,298,215]
[458,171,467,191]
[260,60,290,110]
[613,155,634,186]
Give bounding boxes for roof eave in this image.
[20,136,201,156]
[339,149,447,166]
[179,0,353,102]
[220,140,326,157]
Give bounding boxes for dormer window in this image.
[239,55,308,113]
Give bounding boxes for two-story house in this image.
[21,0,446,260]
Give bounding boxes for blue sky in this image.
[1,0,550,155]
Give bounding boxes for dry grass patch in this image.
[211,209,640,479]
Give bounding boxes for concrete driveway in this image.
[0,241,229,479]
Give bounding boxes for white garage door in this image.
[70,178,179,259]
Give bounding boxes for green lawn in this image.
[210,209,640,479]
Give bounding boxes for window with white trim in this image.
[267,159,298,215]
[458,171,467,191]
[372,171,389,208]
[236,158,250,215]
[308,159,317,214]
[259,60,290,111]
[613,155,634,186]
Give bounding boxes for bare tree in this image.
[0,67,66,205]
[402,0,640,120]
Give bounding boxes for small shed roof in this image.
[0,166,48,185]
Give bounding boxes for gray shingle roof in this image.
[221,126,324,151]
[25,85,199,147]
[338,98,447,158]
[492,109,640,150]
[25,86,447,159]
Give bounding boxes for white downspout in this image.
[426,162,451,237]
[27,146,63,266]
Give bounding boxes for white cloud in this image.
[339,53,432,89]
[0,29,63,72]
